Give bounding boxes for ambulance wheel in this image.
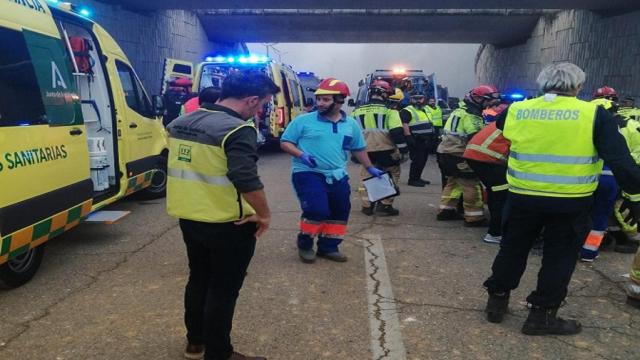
[138,158,167,200]
[0,245,45,288]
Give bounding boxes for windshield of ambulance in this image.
[199,63,268,92]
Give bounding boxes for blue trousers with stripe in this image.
[292,171,351,253]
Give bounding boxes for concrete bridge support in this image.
[476,9,640,101]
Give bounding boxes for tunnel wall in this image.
[476,9,640,101]
[82,1,243,95]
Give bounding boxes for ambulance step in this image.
[84,210,131,224]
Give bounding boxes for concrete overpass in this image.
[98,1,639,45]
[89,0,640,99]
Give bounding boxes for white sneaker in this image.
[483,234,502,244]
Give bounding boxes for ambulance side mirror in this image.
[348,99,356,107]
[152,95,165,116]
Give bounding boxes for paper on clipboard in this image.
[363,172,398,202]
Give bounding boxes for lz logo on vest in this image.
[178,145,192,162]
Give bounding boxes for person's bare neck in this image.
[325,110,342,123]
[216,98,245,118]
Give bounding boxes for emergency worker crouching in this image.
[436,85,499,225]
[580,88,639,262]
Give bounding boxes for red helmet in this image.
[593,86,617,99]
[315,78,351,97]
[371,80,392,93]
[470,85,500,100]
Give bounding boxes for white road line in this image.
[363,233,407,360]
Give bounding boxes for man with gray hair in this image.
[482,62,640,335]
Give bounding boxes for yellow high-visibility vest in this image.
[166,109,256,223]
[504,95,603,198]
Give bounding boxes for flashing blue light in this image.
[510,93,525,100]
[79,8,92,17]
[204,54,268,64]
[47,0,59,4]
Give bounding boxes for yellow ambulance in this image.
[0,1,168,287]
[162,56,306,143]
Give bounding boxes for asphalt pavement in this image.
[1,150,638,360]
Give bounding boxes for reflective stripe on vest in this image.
[406,106,434,134]
[465,127,507,162]
[167,168,232,186]
[353,104,388,130]
[624,191,640,201]
[167,116,257,223]
[503,95,602,197]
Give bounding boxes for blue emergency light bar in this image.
[204,55,269,64]
[509,93,525,100]
[47,1,93,18]
[297,71,315,75]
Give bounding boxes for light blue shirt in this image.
[281,111,366,182]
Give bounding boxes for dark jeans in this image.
[467,159,508,236]
[483,193,592,308]
[180,219,258,360]
[409,137,429,181]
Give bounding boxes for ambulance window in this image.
[0,28,47,127]
[172,64,191,75]
[116,61,153,118]
[279,71,293,108]
[288,78,302,107]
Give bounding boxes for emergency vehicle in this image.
[0,1,168,287]
[162,56,306,143]
[297,71,321,107]
[352,68,449,109]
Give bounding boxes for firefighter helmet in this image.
[469,85,500,100]
[371,79,392,93]
[315,78,350,97]
[593,86,618,99]
[389,88,405,102]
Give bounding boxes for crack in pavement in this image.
[0,223,179,353]
[363,234,406,360]
[365,236,392,360]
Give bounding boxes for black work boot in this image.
[611,231,639,253]
[407,178,427,187]
[485,292,509,323]
[437,209,463,221]
[361,206,374,216]
[376,204,400,216]
[521,306,582,336]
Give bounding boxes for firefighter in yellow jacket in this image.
[352,80,408,216]
[436,85,500,225]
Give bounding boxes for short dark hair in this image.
[199,87,220,104]
[220,70,280,100]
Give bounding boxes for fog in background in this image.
[248,43,480,98]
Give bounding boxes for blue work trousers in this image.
[591,174,619,231]
[292,171,351,253]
